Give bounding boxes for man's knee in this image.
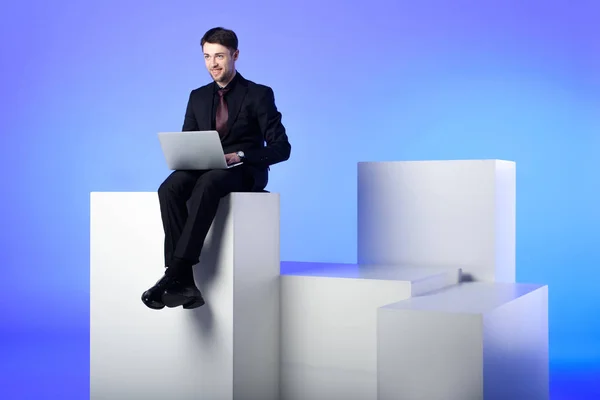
[158,171,190,199]
[158,176,174,198]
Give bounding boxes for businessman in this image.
[142,27,291,310]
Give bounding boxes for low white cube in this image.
[280,261,461,400]
[90,191,280,400]
[377,282,549,400]
[357,160,516,283]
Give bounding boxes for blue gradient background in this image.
[1,0,599,398]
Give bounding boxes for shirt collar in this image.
[215,70,239,92]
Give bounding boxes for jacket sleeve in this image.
[243,87,291,167]
[182,90,199,131]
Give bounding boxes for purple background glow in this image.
[1,0,599,397]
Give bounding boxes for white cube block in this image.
[377,282,548,400]
[90,192,280,400]
[357,160,516,283]
[280,262,461,400]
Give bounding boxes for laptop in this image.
[158,130,243,170]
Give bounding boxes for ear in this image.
[232,49,239,61]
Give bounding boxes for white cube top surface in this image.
[381,282,545,314]
[281,261,456,282]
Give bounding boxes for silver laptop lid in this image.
[158,130,231,170]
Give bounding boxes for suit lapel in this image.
[226,78,248,132]
[199,85,214,131]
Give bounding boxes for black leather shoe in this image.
[141,274,174,310]
[162,280,205,309]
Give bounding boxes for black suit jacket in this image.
[182,72,291,190]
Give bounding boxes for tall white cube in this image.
[280,261,461,400]
[377,282,549,400]
[357,160,516,282]
[90,192,280,400]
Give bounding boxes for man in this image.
[141,27,291,310]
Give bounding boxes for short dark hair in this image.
[201,27,238,53]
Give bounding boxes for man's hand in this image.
[225,153,241,165]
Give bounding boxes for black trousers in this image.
[157,166,254,282]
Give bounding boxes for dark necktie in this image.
[216,87,230,137]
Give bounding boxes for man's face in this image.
[203,42,238,85]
